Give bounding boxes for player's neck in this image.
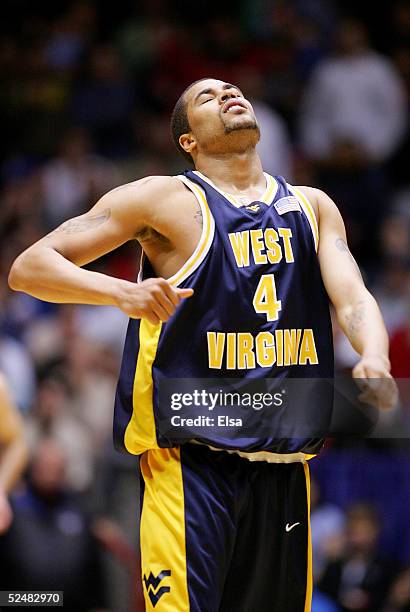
[194,149,265,195]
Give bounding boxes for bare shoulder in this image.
[99,175,189,208]
[294,185,340,221]
[90,175,195,235]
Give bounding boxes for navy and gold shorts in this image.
[140,444,312,611]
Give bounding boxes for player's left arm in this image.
[301,187,397,410]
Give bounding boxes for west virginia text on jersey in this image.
[113,171,334,455]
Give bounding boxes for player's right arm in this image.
[8,177,193,324]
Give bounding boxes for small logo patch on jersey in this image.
[143,570,171,607]
[245,204,260,213]
[274,196,301,215]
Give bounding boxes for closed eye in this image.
[201,97,213,104]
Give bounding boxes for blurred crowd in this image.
[0,1,409,610]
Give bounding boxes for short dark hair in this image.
[170,78,210,164]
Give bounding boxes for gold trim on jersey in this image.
[124,319,162,455]
[193,170,279,208]
[304,462,313,612]
[166,176,215,288]
[140,448,190,611]
[136,249,145,283]
[260,173,278,204]
[191,441,317,463]
[287,184,319,252]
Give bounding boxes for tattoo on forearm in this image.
[52,209,111,235]
[335,237,363,279]
[335,237,349,253]
[346,300,366,337]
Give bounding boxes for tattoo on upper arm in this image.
[335,237,363,279]
[51,209,111,235]
[194,205,203,228]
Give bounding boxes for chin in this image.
[224,117,259,135]
[223,124,261,149]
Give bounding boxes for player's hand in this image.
[352,354,398,411]
[0,490,13,534]
[116,277,194,324]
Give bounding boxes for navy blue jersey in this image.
[113,171,334,455]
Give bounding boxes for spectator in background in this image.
[298,19,407,269]
[69,44,135,156]
[0,328,36,414]
[312,590,341,612]
[25,372,94,493]
[389,309,410,425]
[382,566,410,612]
[0,374,28,534]
[0,439,107,611]
[310,476,346,582]
[371,215,410,334]
[299,18,407,164]
[63,334,120,455]
[40,127,120,229]
[318,503,397,611]
[390,310,410,380]
[44,2,96,72]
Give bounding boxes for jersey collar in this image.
[193,170,278,208]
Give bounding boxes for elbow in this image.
[8,253,29,292]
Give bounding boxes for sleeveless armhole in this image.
[166,175,215,287]
[287,184,319,252]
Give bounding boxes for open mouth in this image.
[223,99,248,114]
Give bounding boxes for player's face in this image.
[183,79,260,157]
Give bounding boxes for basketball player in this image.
[0,373,28,534]
[8,79,395,611]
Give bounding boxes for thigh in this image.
[140,448,189,611]
[140,445,242,611]
[220,461,312,612]
[273,462,312,612]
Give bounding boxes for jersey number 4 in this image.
[252,274,282,321]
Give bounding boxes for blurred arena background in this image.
[0,1,409,611]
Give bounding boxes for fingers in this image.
[358,382,397,411]
[133,279,194,324]
[151,300,172,322]
[176,288,194,298]
[353,365,398,411]
[149,280,192,320]
[130,310,159,325]
[377,376,398,411]
[151,284,177,317]
[159,281,194,304]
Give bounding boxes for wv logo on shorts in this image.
[143,569,171,607]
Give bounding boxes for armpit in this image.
[135,225,170,245]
